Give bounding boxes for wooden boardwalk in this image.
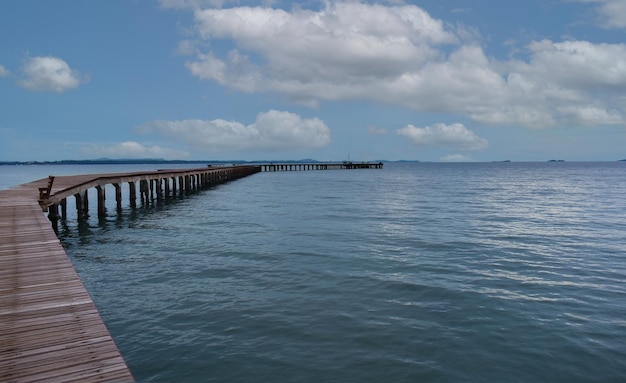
[0,178,134,382]
[0,165,262,382]
[0,163,376,381]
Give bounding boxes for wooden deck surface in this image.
[0,178,134,382]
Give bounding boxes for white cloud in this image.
[397,123,488,151]
[20,56,86,92]
[581,0,626,29]
[177,1,626,128]
[480,39,626,127]
[0,65,9,77]
[599,0,626,28]
[81,141,189,159]
[521,40,626,89]
[186,2,456,90]
[136,110,331,152]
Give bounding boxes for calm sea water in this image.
[2,162,626,382]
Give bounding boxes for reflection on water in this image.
[43,162,626,382]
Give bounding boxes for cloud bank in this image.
[397,123,488,151]
[0,65,9,77]
[178,1,626,128]
[136,110,331,152]
[19,56,86,92]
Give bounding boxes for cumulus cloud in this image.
[0,65,9,77]
[397,123,488,151]
[136,110,331,152]
[583,0,626,29]
[520,40,626,90]
[186,2,456,90]
[486,40,626,126]
[81,141,189,159]
[19,56,86,92]
[176,1,626,128]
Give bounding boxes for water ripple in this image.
[52,162,626,382]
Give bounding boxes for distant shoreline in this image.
[0,159,397,166]
[1,159,625,165]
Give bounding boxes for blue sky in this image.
[1,0,625,162]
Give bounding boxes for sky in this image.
[1,0,625,162]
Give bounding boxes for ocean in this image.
[2,162,626,382]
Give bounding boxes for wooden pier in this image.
[0,165,260,382]
[37,166,261,221]
[0,162,381,382]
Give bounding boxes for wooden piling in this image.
[128,181,136,208]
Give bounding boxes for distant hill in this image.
[0,158,210,165]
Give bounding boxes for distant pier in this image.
[259,161,383,172]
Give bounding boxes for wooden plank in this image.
[2,353,128,383]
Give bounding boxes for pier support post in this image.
[48,203,59,222]
[139,181,145,204]
[140,180,149,204]
[114,183,122,210]
[156,178,163,199]
[83,190,89,213]
[96,186,106,218]
[60,198,67,220]
[149,179,155,199]
[47,203,59,232]
[128,182,136,208]
[75,192,88,219]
